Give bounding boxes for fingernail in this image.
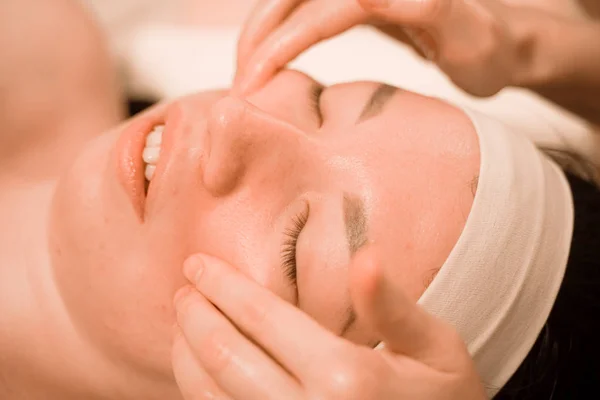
[173,285,194,307]
[183,255,205,283]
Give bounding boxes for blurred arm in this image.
[0,0,124,166]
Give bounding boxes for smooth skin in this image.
[1,1,484,398]
[234,0,600,124]
[172,251,486,400]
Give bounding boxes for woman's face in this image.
[49,70,479,378]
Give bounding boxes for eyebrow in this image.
[343,192,368,256]
[340,305,357,336]
[357,84,398,123]
[340,192,369,336]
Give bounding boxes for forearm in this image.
[521,16,600,125]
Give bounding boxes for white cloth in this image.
[418,108,574,397]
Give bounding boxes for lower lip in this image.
[115,115,163,220]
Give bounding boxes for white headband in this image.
[417,108,574,397]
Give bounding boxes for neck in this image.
[0,181,99,398]
[0,181,179,399]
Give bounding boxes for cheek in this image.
[296,197,349,332]
[48,134,185,377]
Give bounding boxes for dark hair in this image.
[496,172,600,399]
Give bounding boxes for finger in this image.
[236,0,304,75]
[172,325,232,400]
[372,23,431,59]
[175,286,301,400]
[236,0,368,95]
[349,247,469,372]
[183,254,349,380]
[358,0,453,26]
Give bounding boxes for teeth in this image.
[143,124,164,184]
[145,126,163,147]
[142,147,160,164]
[145,164,156,181]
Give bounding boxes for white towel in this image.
[418,108,573,397]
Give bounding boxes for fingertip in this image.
[348,245,384,313]
[350,245,382,286]
[173,285,195,307]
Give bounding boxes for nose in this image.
[203,96,309,196]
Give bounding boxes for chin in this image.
[47,130,179,379]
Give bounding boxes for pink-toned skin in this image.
[0,1,480,399]
[1,72,480,399]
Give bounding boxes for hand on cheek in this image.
[172,315,231,400]
[172,252,487,400]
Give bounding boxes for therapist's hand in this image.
[234,0,556,97]
[171,249,487,400]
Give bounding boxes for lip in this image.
[115,107,167,220]
[142,103,183,217]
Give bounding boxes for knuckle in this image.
[238,296,271,330]
[318,362,367,400]
[198,327,236,374]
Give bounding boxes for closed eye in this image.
[309,83,324,126]
[281,201,310,286]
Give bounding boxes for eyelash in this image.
[281,202,310,285]
[310,84,324,124]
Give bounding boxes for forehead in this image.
[334,92,480,300]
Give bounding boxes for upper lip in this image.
[115,106,167,221]
[142,103,184,218]
[117,100,209,221]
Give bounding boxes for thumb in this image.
[349,247,468,370]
